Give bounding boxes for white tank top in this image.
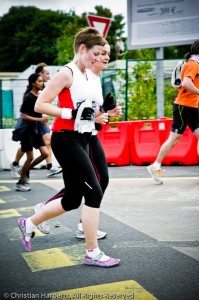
[52,61,103,132]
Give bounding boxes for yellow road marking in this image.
[18,206,35,212]
[22,244,85,272]
[0,186,10,192]
[49,280,157,299]
[0,208,21,218]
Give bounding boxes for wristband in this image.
[61,108,72,119]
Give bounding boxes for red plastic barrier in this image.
[130,117,198,166]
[130,118,173,165]
[162,126,199,165]
[97,121,132,166]
[98,118,198,166]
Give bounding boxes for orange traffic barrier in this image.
[130,118,172,165]
[162,126,199,165]
[98,121,132,166]
[98,118,198,166]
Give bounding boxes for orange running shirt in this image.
[174,60,199,108]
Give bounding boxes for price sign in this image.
[127,0,199,49]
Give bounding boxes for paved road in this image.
[0,165,199,300]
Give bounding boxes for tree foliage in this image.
[55,6,126,65]
[109,61,179,121]
[0,5,125,71]
[0,6,71,71]
[127,62,157,119]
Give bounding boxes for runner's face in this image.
[33,76,44,91]
[94,44,111,72]
[83,45,104,69]
[40,67,50,82]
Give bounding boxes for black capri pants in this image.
[89,135,109,194]
[51,130,103,211]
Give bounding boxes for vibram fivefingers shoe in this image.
[147,164,163,184]
[83,252,120,268]
[18,218,35,251]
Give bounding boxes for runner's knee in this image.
[84,189,103,208]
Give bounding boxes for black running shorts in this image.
[171,104,199,134]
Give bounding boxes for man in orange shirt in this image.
[147,40,199,184]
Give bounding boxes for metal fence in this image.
[0,59,181,129]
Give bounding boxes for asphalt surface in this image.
[0,165,199,300]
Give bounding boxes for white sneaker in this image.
[16,180,31,192]
[46,166,62,177]
[10,163,21,178]
[34,202,50,234]
[75,223,107,240]
[147,164,163,184]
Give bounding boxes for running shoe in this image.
[34,202,50,234]
[83,252,120,267]
[75,223,107,240]
[18,217,34,251]
[46,166,62,177]
[10,163,21,178]
[16,180,31,192]
[147,164,163,184]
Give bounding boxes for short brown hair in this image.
[35,62,47,73]
[73,27,106,53]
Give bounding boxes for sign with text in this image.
[87,15,111,38]
[127,0,199,49]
